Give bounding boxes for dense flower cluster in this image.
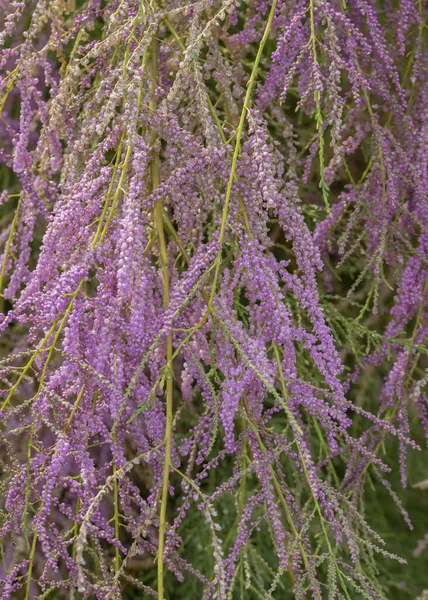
[0,0,427,598]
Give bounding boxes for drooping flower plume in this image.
[0,0,427,598]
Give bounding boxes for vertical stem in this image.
[113,468,120,571]
[155,199,173,600]
[24,530,37,600]
[149,38,173,600]
[72,493,81,562]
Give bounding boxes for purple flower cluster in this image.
[0,0,426,598]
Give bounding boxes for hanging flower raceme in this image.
[0,0,426,599]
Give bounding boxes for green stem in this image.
[113,466,121,572]
[149,37,173,600]
[24,531,38,600]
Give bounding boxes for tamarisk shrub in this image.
[0,0,427,598]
